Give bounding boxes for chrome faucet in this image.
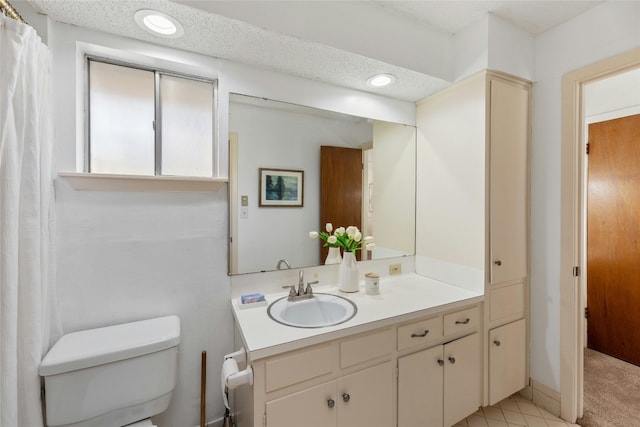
[282,270,318,301]
[276,259,290,270]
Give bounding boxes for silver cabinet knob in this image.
[494,260,502,266]
[448,356,456,364]
[437,359,445,366]
[494,340,501,347]
[327,398,335,408]
[342,393,350,403]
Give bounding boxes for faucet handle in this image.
[305,280,319,295]
[282,285,298,297]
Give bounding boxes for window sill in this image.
[57,172,227,192]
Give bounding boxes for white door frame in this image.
[560,47,640,422]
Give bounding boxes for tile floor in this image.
[453,394,581,427]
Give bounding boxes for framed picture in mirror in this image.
[259,168,304,207]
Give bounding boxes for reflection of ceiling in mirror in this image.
[230,93,370,125]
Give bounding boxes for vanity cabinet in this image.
[486,74,529,405]
[237,303,483,427]
[397,305,482,427]
[488,77,528,287]
[254,328,394,427]
[416,70,530,407]
[265,361,393,427]
[489,319,526,405]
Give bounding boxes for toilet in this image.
[39,315,180,427]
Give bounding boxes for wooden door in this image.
[587,114,640,366]
[320,146,362,262]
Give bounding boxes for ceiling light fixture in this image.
[367,73,397,88]
[134,9,184,38]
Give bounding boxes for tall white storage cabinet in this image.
[416,71,530,409]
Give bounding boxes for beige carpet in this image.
[577,348,640,426]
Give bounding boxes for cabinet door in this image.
[489,78,528,285]
[265,381,336,427]
[489,319,527,405]
[398,346,443,427]
[444,333,481,427]
[337,361,393,427]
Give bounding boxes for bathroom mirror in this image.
[229,94,416,275]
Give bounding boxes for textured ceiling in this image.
[28,0,604,101]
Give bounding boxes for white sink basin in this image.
[267,293,357,328]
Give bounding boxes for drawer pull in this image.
[448,356,456,364]
[342,393,351,403]
[411,330,429,338]
[437,359,445,367]
[455,318,470,325]
[327,398,335,408]
[494,340,501,347]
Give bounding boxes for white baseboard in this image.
[525,378,561,417]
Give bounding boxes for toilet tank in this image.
[39,316,180,427]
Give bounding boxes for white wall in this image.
[230,101,371,274]
[47,19,415,427]
[415,73,486,292]
[372,121,416,256]
[531,1,640,392]
[584,67,640,122]
[454,14,534,82]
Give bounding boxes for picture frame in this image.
[259,168,304,207]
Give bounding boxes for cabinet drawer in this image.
[490,283,524,322]
[340,329,393,368]
[397,316,442,351]
[444,306,479,336]
[266,344,334,392]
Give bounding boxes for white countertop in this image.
[232,273,484,360]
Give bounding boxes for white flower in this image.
[346,226,358,238]
[309,231,319,239]
[335,227,346,235]
[354,231,362,242]
[327,235,337,245]
[363,236,374,243]
[365,242,376,251]
[325,223,333,233]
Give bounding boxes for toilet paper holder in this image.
[222,348,253,390]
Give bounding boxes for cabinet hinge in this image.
[586,142,590,155]
[585,307,589,319]
[573,266,580,277]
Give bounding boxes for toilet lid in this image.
[39,315,180,376]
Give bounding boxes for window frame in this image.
[85,55,218,178]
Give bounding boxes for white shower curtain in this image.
[0,14,61,427]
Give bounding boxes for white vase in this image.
[338,251,360,293]
[325,247,342,265]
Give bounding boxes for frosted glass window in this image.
[88,59,216,177]
[160,75,213,177]
[89,61,155,175]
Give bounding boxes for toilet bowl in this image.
[39,315,180,427]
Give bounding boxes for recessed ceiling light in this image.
[134,9,184,39]
[367,74,397,88]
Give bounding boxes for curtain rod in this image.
[0,0,26,24]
